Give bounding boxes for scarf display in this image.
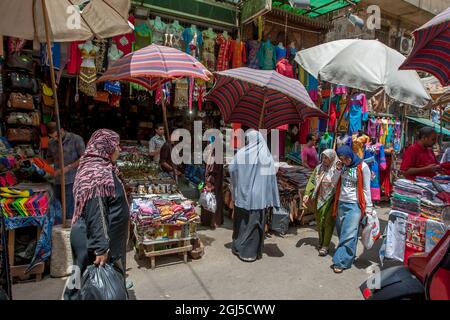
[72,129,121,223]
[312,149,340,209]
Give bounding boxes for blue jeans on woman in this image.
[332,202,361,269]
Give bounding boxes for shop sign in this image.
[241,0,272,24]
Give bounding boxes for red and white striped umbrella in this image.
[206,68,326,130]
[98,44,212,90]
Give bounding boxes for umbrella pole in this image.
[259,92,267,129]
[159,82,178,184]
[42,0,67,228]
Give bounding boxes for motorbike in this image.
[360,207,450,300]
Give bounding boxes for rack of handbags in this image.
[0,188,49,218]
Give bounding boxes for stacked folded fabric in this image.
[0,187,49,217]
[277,166,311,189]
[391,193,421,215]
[420,198,445,221]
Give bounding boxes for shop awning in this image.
[132,0,239,28]
[273,0,361,18]
[407,116,450,136]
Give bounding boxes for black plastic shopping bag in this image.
[80,263,128,300]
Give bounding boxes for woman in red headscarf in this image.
[64,129,129,300]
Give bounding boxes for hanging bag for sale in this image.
[42,83,55,107]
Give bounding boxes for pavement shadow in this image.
[263,243,284,258]
[295,236,337,252]
[198,234,216,247]
[134,253,192,270]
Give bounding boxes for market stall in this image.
[380,177,449,265]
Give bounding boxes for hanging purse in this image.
[7,53,34,72]
[6,112,32,125]
[9,72,38,93]
[94,90,109,103]
[7,92,34,110]
[7,128,34,142]
[42,83,55,106]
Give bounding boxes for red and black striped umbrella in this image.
[205,68,326,130]
[399,7,450,86]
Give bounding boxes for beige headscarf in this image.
[312,149,341,209]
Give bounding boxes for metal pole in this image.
[41,0,67,228]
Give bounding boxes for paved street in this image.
[12,206,400,300]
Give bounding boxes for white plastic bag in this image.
[362,210,381,250]
[199,191,217,213]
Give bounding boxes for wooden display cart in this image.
[132,222,198,270]
[8,227,44,282]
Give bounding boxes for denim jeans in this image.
[332,201,361,269]
[54,183,74,223]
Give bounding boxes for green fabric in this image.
[304,167,317,198]
[392,193,420,203]
[314,196,335,248]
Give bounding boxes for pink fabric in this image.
[276,59,294,78]
[308,90,318,102]
[334,85,347,95]
[301,146,319,169]
[277,125,288,131]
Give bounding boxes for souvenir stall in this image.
[380,177,449,265]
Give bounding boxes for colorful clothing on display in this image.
[364,143,387,201]
[307,74,319,102]
[275,59,294,78]
[404,215,426,265]
[182,27,203,58]
[345,93,368,134]
[78,42,98,97]
[216,34,232,71]
[166,23,184,50]
[298,120,310,144]
[258,41,277,70]
[40,42,61,70]
[246,40,261,69]
[425,219,446,253]
[328,96,341,132]
[351,134,370,159]
[380,154,393,197]
[230,40,246,69]
[318,134,333,155]
[134,22,152,51]
[202,31,216,71]
[67,41,84,75]
[367,118,379,141]
[148,19,167,45]
[275,46,287,61]
[112,15,135,55]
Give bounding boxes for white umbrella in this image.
[295,39,431,108]
[0,0,132,227]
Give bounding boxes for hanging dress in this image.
[216,34,232,71]
[202,31,216,71]
[134,23,152,51]
[166,24,184,50]
[148,19,166,46]
[345,93,368,134]
[182,27,203,58]
[364,143,386,201]
[246,40,261,69]
[112,15,135,55]
[230,40,246,68]
[78,43,98,97]
[257,41,277,70]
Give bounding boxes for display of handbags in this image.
[8,72,38,93]
[6,53,34,72]
[6,128,35,142]
[6,112,40,126]
[41,83,55,107]
[7,92,34,110]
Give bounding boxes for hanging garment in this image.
[246,40,261,69]
[230,40,246,68]
[78,42,98,97]
[307,74,319,102]
[319,97,330,133]
[40,42,61,70]
[328,96,341,132]
[334,85,347,95]
[275,46,287,61]
[275,59,294,78]
[298,120,310,144]
[112,15,135,55]
[364,143,387,201]
[380,118,389,145]
[318,134,333,155]
[336,135,351,148]
[134,23,152,51]
[367,118,378,140]
[216,34,232,71]
[257,41,277,70]
[107,45,124,69]
[202,31,216,71]
[385,120,394,147]
[404,215,426,265]
[93,38,107,73]
[345,93,368,134]
[166,24,184,50]
[351,134,370,159]
[174,79,189,108]
[182,27,203,57]
[148,19,167,45]
[67,41,84,75]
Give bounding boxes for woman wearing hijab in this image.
[200,137,224,229]
[64,129,129,299]
[331,145,373,273]
[229,129,280,262]
[303,149,341,257]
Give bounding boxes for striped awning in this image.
[399,7,450,86]
[98,44,212,90]
[205,68,326,130]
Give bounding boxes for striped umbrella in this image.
[399,7,450,86]
[98,44,212,90]
[205,68,326,130]
[98,44,212,141]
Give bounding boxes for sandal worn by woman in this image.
[319,248,329,257]
[332,265,343,274]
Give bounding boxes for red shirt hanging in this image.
[276,59,294,78]
[216,34,232,71]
